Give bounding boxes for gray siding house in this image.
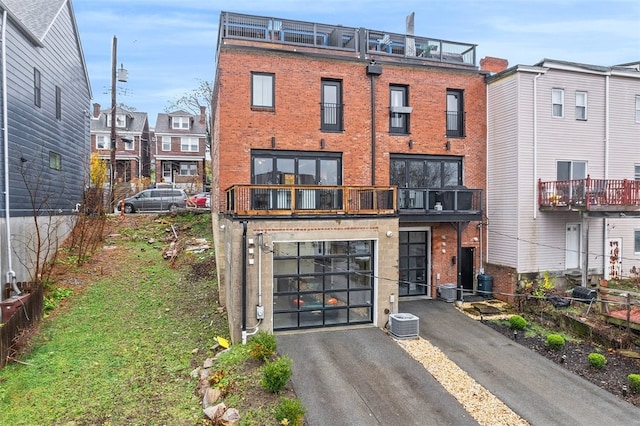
[0,0,91,294]
[486,59,640,298]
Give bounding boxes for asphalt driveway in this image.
[278,300,639,425]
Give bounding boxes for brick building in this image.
[212,12,488,342]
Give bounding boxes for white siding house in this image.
[486,59,640,294]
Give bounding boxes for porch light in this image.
[408,139,413,149]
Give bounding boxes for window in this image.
[34,68,41,107]
[96,135,108,149]
[162,136,171,151]
[635,230,640,254]
[557,160,586,201]
[172,116,189,129]
[179,162,198,176]
[107,114,127,128]
[55,86,62,120]
[552,88,564,118]
[557,160,586,181]
[321,79,343,131]
[635,164,640,180]
[576,91,587,120]
[123,138,134,150]
[180,137,198,152]
[446,90,465,137]
[251,72,274,108]
[636,95,640,123]
[390,85,410,134]
[49,151,61,170]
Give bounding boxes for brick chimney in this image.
[480,57,509,73]
[199,106,206,124]
[93,103,101,118]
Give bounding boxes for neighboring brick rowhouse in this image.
[484,263,518,304]
[480,56,509,74]
[213,45,487,211]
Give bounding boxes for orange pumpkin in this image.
[326,298,338,305]
[292,298,304,306]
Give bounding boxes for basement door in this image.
[399,229,430,297]
[566,223,581,270]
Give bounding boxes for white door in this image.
[565,223,581,269]
[162,163,173,183]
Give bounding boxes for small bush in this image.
[629,374,640,393]
[587,353,607,370]
[509,315,527,330]
[275,397,306,426]
[249,330,277,362]
[261,355,292,393]
[546,333,565,350]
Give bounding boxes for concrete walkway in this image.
[402,299,640,425]
[278,300,639,425]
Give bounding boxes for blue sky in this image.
[73,0,639,127]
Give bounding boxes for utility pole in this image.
[110,35,117,210]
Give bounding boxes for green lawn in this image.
[0,213,226,425]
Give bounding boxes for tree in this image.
[165,79,212,136]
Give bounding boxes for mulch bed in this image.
[484,320,640,407]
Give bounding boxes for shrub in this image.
[275,397,306,426]
[261,355,292,393]
[546,334,565,350]
[249,330,277,362]
[629,374,640,393]
[509,315,527,330]
[587,353,607,370]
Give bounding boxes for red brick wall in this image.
[213,45,487,211]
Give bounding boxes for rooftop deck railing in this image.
[539,177,640,210]
[225,185,396,216]
[219,12,477,67]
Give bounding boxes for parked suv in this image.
[117,189,187,213]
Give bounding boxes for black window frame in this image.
[34,68,41,107]
[320,79,343,132]
[251,72,275,109]
[389,85,410,134]
[446,89,465,137]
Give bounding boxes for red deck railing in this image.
[538,176,640,209]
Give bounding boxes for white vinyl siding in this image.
[636,95,640,123]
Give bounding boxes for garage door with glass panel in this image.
[273,240,374,330]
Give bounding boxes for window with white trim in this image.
[123,138,134,150]
[635,164,640,180]
[252,72,275,108]
[179,162,198,176]
[575,91,587,120]
[96,135,108,149]
[181,137,198,152]
[172,116,190,129]
[635,229,640,254]
[162,136,171,151]
[107,114,127,128]
[552,88,564,118]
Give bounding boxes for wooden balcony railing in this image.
[225,185,396,216]
[539,177,640,210]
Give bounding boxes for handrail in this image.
[538,177,640,208]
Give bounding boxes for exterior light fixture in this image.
[408,139,413,149]
[320,138,325,149]
[271,136,276,148]
[445,141,451,150]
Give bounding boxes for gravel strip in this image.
[397,337,530,426]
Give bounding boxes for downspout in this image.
[241,220,248,344]
[370,73,376,185]
[603,74,610,277]
[1,10,20,297]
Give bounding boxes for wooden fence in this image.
[0,283,44,368]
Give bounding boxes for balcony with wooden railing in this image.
[538,177,640,214]
[225,185,396,217]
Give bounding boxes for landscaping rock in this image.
[203,387,221,408]
[221,407,240,424]
[203,357,214,368]
[203,402,226,420]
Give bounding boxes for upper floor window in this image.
[635,229,640,254]
[34,68,41,107]
[179,162,198,176]
[321,79,343,132]
[446,90,465,137]
[181,137,199,152]
[162,136,171,151]
[575,91,587,120]
[390,85,410,134]
[636,95,640,123]
[123,138,134,150]
[55,86,62,120]
[49,151,61,171]
[172,116,190,129]
[96,135,108,149]
[552,88,564,118]
[107,114,127,128]
[251,72,275,108]
[635,163,640,180]
[557,160,586,180]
